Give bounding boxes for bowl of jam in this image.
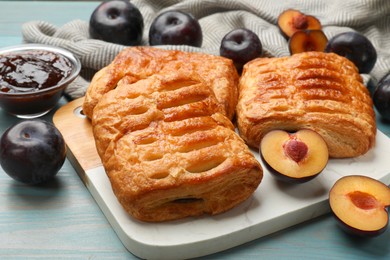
[0,44,81,118]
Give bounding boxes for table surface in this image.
[0,1,389,259]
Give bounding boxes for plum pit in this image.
[292,15,309,30]
[348,191,379,210]
[284,139,308,163]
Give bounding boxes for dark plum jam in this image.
[0,50,73,93]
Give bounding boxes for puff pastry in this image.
[237,52,376,158]
[90,68,262,222]
[83,46,239,120]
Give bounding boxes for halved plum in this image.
[259,129,329,183]
[278,9,322,39]
[329,175,390,237]
[289,30,328,55]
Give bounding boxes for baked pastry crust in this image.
[83,46,239,120]
[237,52,376,158]
[91,70,262,222]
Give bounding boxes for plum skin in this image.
[324,31,377,74]
[149,10,202,47]
[373,72,390,121]
[89,0,144,46]
[332,212,388,237]
[0,119,66,184]
[260,152,320,184]
[220,28,262,73]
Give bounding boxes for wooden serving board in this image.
[53,97,390,260]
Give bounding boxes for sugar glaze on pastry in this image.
[237,52,376,158]
[87,49,262,222]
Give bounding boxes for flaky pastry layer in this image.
[91,71,262,222]
[237,52,376,158]
[83,46,239,120]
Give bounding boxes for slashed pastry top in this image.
[237,51,376,158]
[83,46,239,120]
[90,67,262,222]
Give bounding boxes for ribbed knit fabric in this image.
[21,0,390,99]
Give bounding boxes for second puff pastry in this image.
[237,52,376,158]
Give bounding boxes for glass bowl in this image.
[0,44,81,118]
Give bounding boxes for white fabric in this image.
[21,0,390,99]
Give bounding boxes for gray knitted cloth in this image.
[22,0,390,99]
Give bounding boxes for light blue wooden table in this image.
[0,1,389,259]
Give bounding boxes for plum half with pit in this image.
[278,9,322,39]
[259,129,329,183]
[89,0,144,46]
[0,119,66,185]
[149,10,202,47]
[220,28,262,73]
[325,31,377,74]
[373,72,390,121]
[288,30,328,55]
[329,175,390,237]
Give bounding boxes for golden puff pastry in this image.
[237,51,376,158]
[91,71,262,222]
[83,46,239,120]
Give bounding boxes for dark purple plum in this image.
[220,28,262,73]
[149,10,202,47]
[0,119,66,184]
[324,31,377,74]
[89,0,144,46]
[373,72,390,121]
